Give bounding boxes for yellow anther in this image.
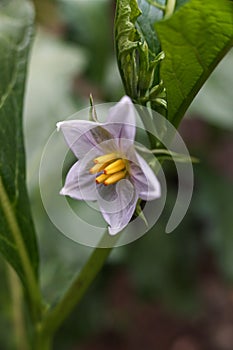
[95,173,109,184]
[94,153,117,164]
[104,171,126,185]
[104,159,125,175]
[91,153,128,185]
[89,163,106,174]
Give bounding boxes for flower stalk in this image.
[39,231,118,339]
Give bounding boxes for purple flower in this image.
[57,96,161,235]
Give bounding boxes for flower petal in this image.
[131,153,161,201]
[60,160,97,201]
[97,179,138,235]
[57,120,110,159]
[104,96,136,142]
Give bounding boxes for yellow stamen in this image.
[104,171,126,185]
[95,173,109,184]
[94,153,117,164]
[89,163,106,174]
[104,159,126,175]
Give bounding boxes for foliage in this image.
[156,0,233,126]
[115,0,233,126]
[0,0,39,295]
[0,0,232,349]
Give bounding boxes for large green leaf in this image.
[156,0,233,127]
[0,1,39,287]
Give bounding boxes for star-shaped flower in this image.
[57,96,161,235]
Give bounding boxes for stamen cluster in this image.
[90,153,128,185]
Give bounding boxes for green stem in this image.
[40,231,117,337]
[0,176,42,322]
[146,0,176,17]
[165,0,176,19]
[135,146,199,163]
[147,0,166,11]
[135,104,161,149]
[33,326,53,350]
[7,264,30,350]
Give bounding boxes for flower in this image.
[57,96,161,235]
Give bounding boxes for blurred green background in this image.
[1,1,233,349]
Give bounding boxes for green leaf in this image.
[175,0,190,11]
[0,1,39,291]
[156,0,233,127]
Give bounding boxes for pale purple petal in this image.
[131,153,161,201]
[97,179,138,235]
[57,96,161,236]
[60,160,97,201]
[57,120,111,159]
[104,96,136,142]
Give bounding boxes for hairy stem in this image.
[0,176,42,322]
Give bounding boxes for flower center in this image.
[90,153,128,186]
